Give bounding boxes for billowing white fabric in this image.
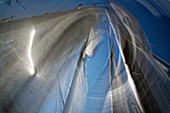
[0,2,170,113]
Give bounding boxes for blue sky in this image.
[113,0,170,63]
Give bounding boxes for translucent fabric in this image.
[0,2,170,113]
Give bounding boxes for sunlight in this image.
[28,29,36,75]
